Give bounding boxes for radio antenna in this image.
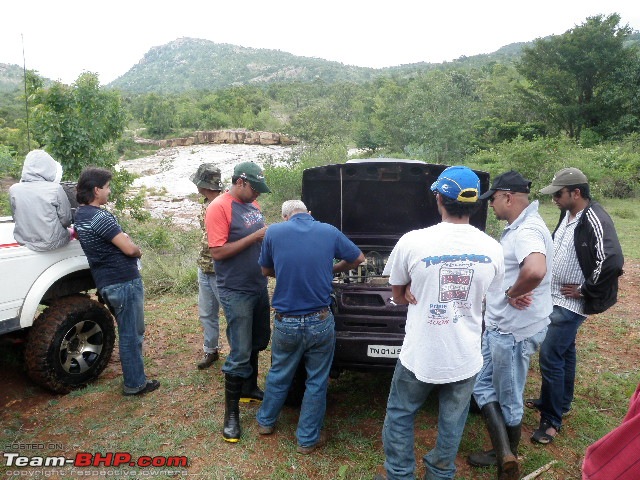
[22,34,31,151]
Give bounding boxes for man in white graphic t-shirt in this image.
[375,166,504,480]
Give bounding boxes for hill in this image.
[2,32,638,95]
[106,37,535,94]
[0,39,562,96]
[0,63,25,94]
[107,37,381,94]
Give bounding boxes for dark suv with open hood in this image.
[301,159,489,377]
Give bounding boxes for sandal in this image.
[531,419,559,445]
[525,398,540,410]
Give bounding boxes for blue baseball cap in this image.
[430,166,480,203]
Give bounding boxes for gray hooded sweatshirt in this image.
[9,150,72,251]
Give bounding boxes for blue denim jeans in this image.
[218,288,271,378]
[257,310,335,447]
[473,327,547,426]
[99,278,147,393]
[382,361,476,480]
[197,268,221,353]
[538,305,586,429]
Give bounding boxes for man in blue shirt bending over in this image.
[256,200,364,454]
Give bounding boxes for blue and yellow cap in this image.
[430,166,480,203]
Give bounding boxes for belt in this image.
[274,307,330,321]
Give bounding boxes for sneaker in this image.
[124,379,160,396]
[197,350,219,370]
[258,424,274,435]
[296,432,327,454]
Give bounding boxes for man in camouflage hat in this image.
[190,163,225,369]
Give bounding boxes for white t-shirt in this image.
[384,222,504,384]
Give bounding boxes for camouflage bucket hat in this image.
[190,163,223,191]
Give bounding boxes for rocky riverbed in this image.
[118,143,293,228]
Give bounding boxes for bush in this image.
[466,136,568,195]
[466,135,640,200]
[0,145,20,179]
[0,191,10,216]
[121,217,200,296]
[261,142,348,222]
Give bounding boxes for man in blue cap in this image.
[375,166,505,480]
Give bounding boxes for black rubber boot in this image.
[507,423,521,458]
[223,374,243,442]
[480,402,519,479]
[467,421,521,467]
[467,448,497,467]
[240,350,264,403]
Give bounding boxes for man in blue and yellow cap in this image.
[375,166,505,480]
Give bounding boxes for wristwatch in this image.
[505,287,514,299]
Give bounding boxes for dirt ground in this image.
[1,147,638,478]
[1,260,638,479]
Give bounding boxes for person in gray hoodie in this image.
[9,149,72,251]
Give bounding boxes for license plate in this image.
[367,345,401,358]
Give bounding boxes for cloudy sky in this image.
[1,0,638,85]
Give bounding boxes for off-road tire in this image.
[25,295,115,393]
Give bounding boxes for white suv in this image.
[0,216,115,393]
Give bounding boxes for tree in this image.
[31,72,126,178]
[517,14,639,139]
[142,93,177,137]
[288,83,362,144]
[365,71,483,162]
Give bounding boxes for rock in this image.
[139,129,297,148]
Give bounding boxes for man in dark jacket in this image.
[529,167,623,445]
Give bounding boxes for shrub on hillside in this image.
[121,217,200,296]
[467,136,640,199]
[261,143,348,222]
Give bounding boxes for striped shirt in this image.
[551,210,586,315]
[75,205,140,290]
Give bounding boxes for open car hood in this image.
[302,159,490,251]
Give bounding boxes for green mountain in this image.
[3,32,637,95]
[0,39,542,96]
[107,37,534,94]
[0,63,26,94]
[107,37,382,94]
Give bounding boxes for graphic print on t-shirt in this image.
[439,267,474,302]
[242,209,264,228]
